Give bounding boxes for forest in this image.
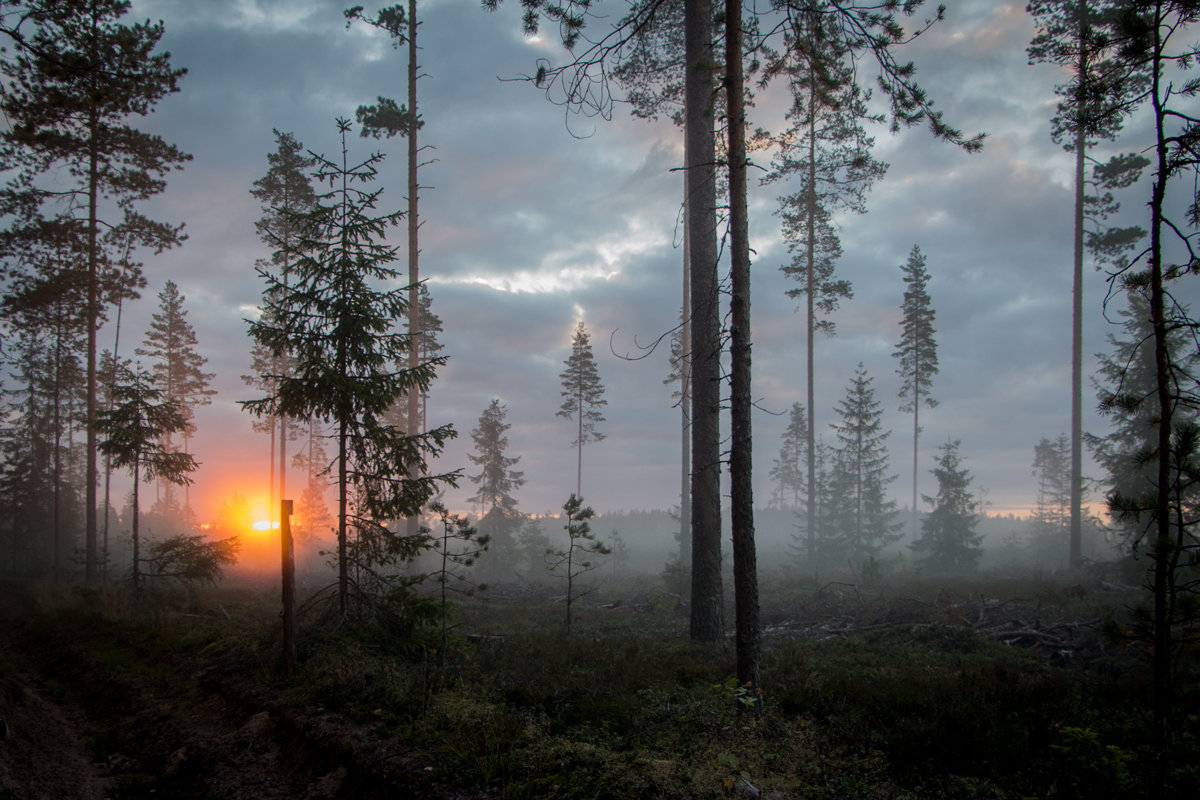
[0,0,1198,798]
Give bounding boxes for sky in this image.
[91,0,1196,526]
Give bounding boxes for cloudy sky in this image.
[99,0,1193,525]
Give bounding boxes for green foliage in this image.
[143,533,240,586]
[95,363,195,486]
[825,364,902,568]
[558,321,607,496]
[243,118,458,612]
[912,440,983,572]
[893,245,938,414]
[547,494,610,633]
[769,402,806,511]
[1050,726,1133,799]
[468,398,524,516]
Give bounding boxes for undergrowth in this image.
[6,573,1188,799]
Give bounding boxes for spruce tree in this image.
[828,364,901,569]
[249,129,316,526]
[243,119,456,614]
[95,362,196,593]
[468,398,524,573]
[912,440,982,572]
[557,320,607,499]
[136,280,214,510]
[893,245,938,541]
[0,0,190,580]
[765,7,887,568]
[769,402,807,512]
[1031,434,1071,568]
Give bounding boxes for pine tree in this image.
[135,280,214,510]
[0,328,57,573]
[893,245,938,541]
[1028,0,1148,569]
[415,284,444,433]
[557,320,607,499]
[828,364,901,569]
[291,414,331,547]
[95,362,196,593]
[243,119,456,614]
[765,7,887,568]
[769,402,806,512]
[547,493,610,634]
[468,398,524,575]
[912,440,982,572]
[468,399,524,515]
[1030,434,1071,568]
[250,129,316,526]
[0,0,190,581]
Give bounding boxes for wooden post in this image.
[280,498,296,675]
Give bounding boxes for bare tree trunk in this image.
[680,176,692,589]
[1148,15,1171,794]
[1069,12,1086,568]
[685,0,723,642]
[726,0,760,691]
[337,416,349,615]
[405,0,422,542]
[576,387,584,498]
[85,112,100,583]
[805,92,818,574]
[912,389,919,540]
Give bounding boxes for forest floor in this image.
[0,583,481,800]
[0,571,1183,799]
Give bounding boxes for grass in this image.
[5,571,1187,799]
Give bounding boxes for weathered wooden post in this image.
[280,498,296,674]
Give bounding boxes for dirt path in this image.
[0,635,107,800]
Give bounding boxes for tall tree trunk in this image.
[85,111,100,583]
[1148,11,1170,794]
[680,176,692,590]
[576,385,584,498]
[405,0,422,541]
[1069,0,1086,569]
[269,409,277,528]
[912,385,919,540]
[805,90,818,574]
[337,415,349,614]
[131,459,140,595]
[726,0,760,691]
[1069,126,1084,568]
[685,0,723,642]
[52,310,63,580]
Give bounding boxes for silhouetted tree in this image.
[912,440,981,572]
[827,364,901,569]
[136,280,214,510]
[0,0,190,580]
[243,119,456,614]
[250,129,316,527]
[548,493,609,634]
[95,362,196,593]
[1031,434,1071,567]
[893,245,938,540]
[558,321,607,498]
[1028,0,1148,569]
[468,398,524,574]
[770,402,807,512]
[764,5,887,572]
[427,501,487,664]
